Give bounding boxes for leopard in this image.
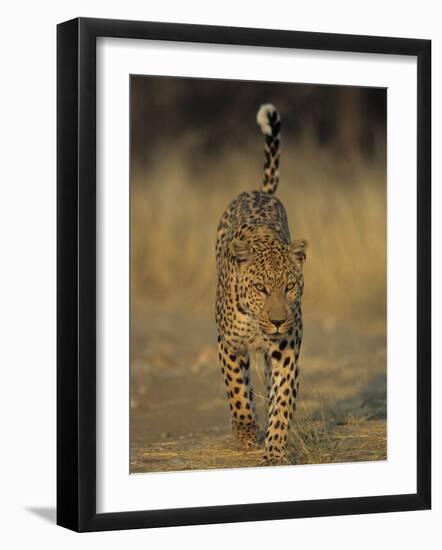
[215,104,307,466]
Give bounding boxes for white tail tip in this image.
[256,103,279,136]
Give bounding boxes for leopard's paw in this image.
[261,451,291,466]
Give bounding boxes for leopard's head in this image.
[231,231,307,337]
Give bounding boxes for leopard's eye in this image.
[254,282,268,294]
[286,282,296,292]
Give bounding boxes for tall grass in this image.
[131,134,386,322]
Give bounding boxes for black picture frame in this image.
[57,17,431,532]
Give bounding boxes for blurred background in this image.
[130,76,387,473]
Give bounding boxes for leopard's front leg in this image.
[217,338,259,448]
[263,334,301,465]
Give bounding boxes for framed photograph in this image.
[57,17,431,532]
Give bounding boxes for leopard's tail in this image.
[256,104,281,194]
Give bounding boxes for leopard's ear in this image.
[289,238,307,266]
[231,239,252,262]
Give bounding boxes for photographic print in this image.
[57,18,431,531]
[130,76,387,473]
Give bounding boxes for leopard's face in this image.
[232,237,306,337]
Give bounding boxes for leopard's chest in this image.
[225,309,270,352]
[245,330,269,352]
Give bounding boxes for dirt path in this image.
[130,307,386,473]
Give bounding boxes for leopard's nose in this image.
[270,319,285,328]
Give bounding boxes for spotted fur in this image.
[215,104,307,465]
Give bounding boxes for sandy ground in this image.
[130,306,386,473]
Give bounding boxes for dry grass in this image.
[131,135,386,321]
[131,415,386,473]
